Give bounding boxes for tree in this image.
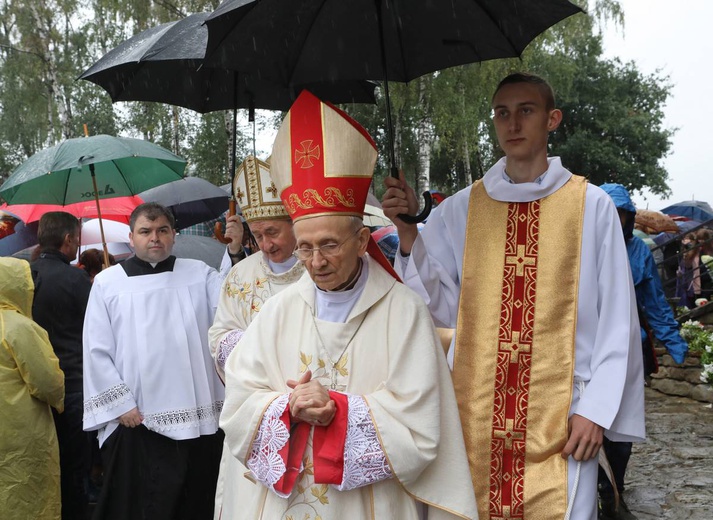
[547,37,674,196]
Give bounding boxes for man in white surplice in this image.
[82,202,238,520]
[382,73,645,519]
[220,90,478,519]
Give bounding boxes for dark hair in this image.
[79,248,116,278]
[129,202,175,231]
[492,72,556,111]
[37,211,80,250]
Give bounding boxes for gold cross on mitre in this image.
[499,331,531,363]
[505,244,535,277]
[493,419,524,450]
[294,139,321,168]
[266,181,278,197]
[235,186,245,204]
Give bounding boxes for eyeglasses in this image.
[293,229,361,261]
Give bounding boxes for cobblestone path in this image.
[624,388,712,519]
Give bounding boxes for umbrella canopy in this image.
[634,208,679,234]
[0,134,186,206]
[363,203,392,228]
[661,200,713,223]
[0,195,143,224]
[173,234,228,269]
[205,0,583,85]
[80,12,378,114]
[204,0,581,222]
[138,177,229,230]
[81,219,131,245]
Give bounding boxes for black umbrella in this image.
[204,0,583,222]
[138,177,229,230]
[79,12,378,114]
[80,11,378,239]
[173,233,230,269]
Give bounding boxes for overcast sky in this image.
[600,0,713,210]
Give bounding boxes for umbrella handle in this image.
[398,191,432,224]
[389,167,432,224]
[214,198,236,244]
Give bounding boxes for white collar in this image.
[483,157,572,203]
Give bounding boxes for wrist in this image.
[228,248,246,260]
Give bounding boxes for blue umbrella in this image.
[661,201,713,223]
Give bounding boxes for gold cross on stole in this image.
[499,331,531,363]
[492,506,513,520]
[505,244,535,277]
[493,419,524,450]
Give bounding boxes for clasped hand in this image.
[286,370,336,427]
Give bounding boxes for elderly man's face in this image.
[249,219,296,264]
[293,215,369,291]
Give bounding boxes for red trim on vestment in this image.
[312,391,349,485]
[273,404,311,496]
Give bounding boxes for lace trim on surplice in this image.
[246,394,292,498]
[142,401,224,432]
[336,394,393,491]
[217,329,244,369]
[83,383,133,416]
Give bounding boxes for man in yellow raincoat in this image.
[0,257,65,520]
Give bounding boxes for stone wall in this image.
[650,346,713,403]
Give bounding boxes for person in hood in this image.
[599,183,689,520]
[0,257,65,520]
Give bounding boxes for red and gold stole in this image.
[453,175,587,520]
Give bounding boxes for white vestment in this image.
[208,252,304,520]
[396,157,646,520]
[83,257,228,446]
[221,256,478,519]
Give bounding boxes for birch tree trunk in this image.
[415,76,432,194]
[29,2,72,142]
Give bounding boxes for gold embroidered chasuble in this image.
[453,175,587,520]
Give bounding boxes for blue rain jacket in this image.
[600,183,688,363]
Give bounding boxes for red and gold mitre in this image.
[270,90,377,222]
[233,155,289,223]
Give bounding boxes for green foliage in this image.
[680,320,713,384]
[545,36,674,196]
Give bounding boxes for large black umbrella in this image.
[204,0,583,222]
[138,176,229,230]
[80,11,378,239]
[79,12,378,114]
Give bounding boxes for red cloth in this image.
[273,403,311,496]
[313,391,349,485]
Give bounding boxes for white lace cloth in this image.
[143,401,224,433]
[83,383,133,417]
[337,394,392,491]
[246,393,391,497]
[247,394,292,498]
[217,329,244,369]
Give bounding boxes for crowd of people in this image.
[0,72,695,520]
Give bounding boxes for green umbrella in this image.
[0,134,186,205]
[0,134,186,266]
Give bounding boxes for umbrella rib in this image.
[472,0,520,57]
[283,0,331,86]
